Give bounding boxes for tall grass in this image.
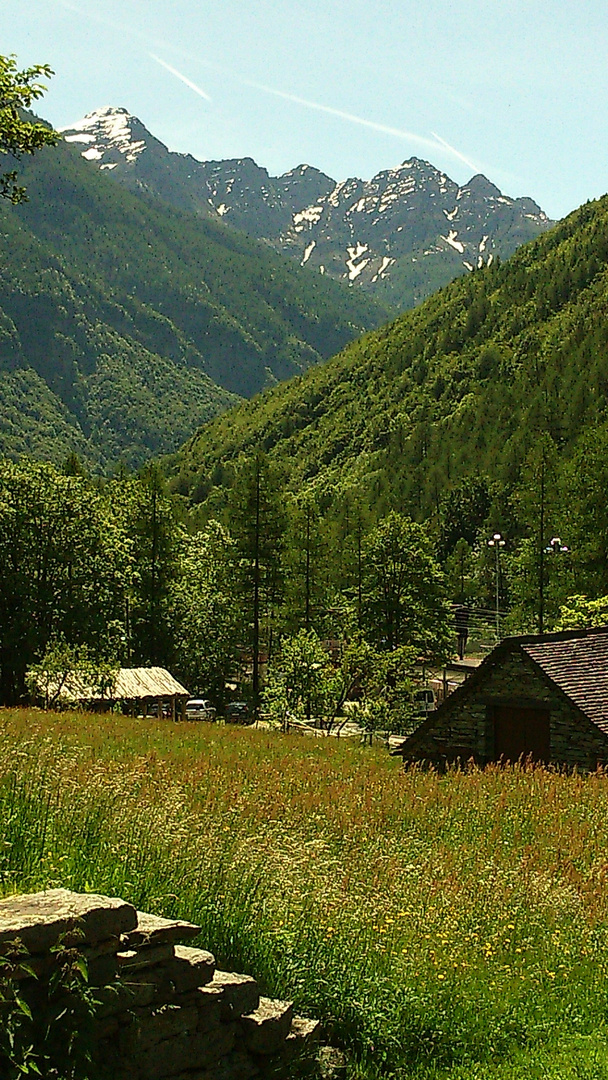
[2,709,608,1078]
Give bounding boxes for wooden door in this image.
[492,705,550,762]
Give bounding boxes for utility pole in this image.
[538,457,545,634]
[488,533,505,641]
[252,458,261,720]
[305,502,311,631]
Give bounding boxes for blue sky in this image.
[3,0,608,219]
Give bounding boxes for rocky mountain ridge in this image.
[61,106,553,307]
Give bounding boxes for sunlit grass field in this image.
[2,708,608,1079]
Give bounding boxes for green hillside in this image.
[0,133,390,467]
[171,195,608,516]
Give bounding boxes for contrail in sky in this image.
[430,131,479,174]
[149,55,212,102]
[52,0,480,173]
[235,78,443,154]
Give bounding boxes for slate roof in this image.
[521,627,608,734]
[392,625,608,756]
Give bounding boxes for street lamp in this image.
[545,537,569,555]
[539,537,569,633]
[488,532,505,641]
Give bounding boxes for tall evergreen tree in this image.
[229,453,286,713]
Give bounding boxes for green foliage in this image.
[438,476,493,560]
[362,512,452,658]
[171,192,608,565]
[170,521,240,705]
[555,595,608,630]
[229,453,288,705]
[122,465,178,667]
[263,628,329,728]
[264,631,417,736]
[0,935,102,1079]
[26,639,119,709]
[0,55,58,203]
[0,460,131,702]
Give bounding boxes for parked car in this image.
[185,698,216,721]
[225,701,252,725]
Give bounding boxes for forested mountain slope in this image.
[171,195,608,516]
[0,132,389,467]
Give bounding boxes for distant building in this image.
[392,627,608,769]
[35,666,189,720]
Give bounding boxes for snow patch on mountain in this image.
[293,204,324,230]
[301,240,316,265]
[346,243,369,281]
[442,230,465,254]
[60,107,147,165]
[371,256,394,283]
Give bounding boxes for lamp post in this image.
[539,536,569,633]
[488,532,505,641]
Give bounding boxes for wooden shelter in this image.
[392,627,608,769]
[43,667,190,721]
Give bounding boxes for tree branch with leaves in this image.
[0,53,58,203]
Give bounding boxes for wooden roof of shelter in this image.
[393,626,608,756]
[50,667,189,703]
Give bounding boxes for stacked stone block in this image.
[0,889,320,1080]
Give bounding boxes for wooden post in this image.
[157,698,162,721]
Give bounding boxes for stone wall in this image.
[0,888,321,1080]
[405,646,608,768]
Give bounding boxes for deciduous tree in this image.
[0,54,58,203]
[170,521,240,707]
[362,511,452,661]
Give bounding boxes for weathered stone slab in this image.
[8,933,121,983]
[87,953,119,986]
[140,1022,236,1080]
[174,983,225,1017]
[318,1045,348,1078]
[289,1016,322,1044]
[211,970,259,1017]
[120,1003,200,1053]
[116,943,175,970]
[171,1049,259,1080]
[282,1016,322,1065]
[0,889,137,954]
[122,911,202,949]
[170,945,216,991]
[95,980,159,1017]
[240,997,293,1055]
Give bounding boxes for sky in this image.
[3,0,608,220]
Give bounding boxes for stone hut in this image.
[392,627,608,769]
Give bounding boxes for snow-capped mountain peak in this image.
[61,106,553,307]
[60,107,147,166]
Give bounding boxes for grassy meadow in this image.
[2,709,608,1079]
